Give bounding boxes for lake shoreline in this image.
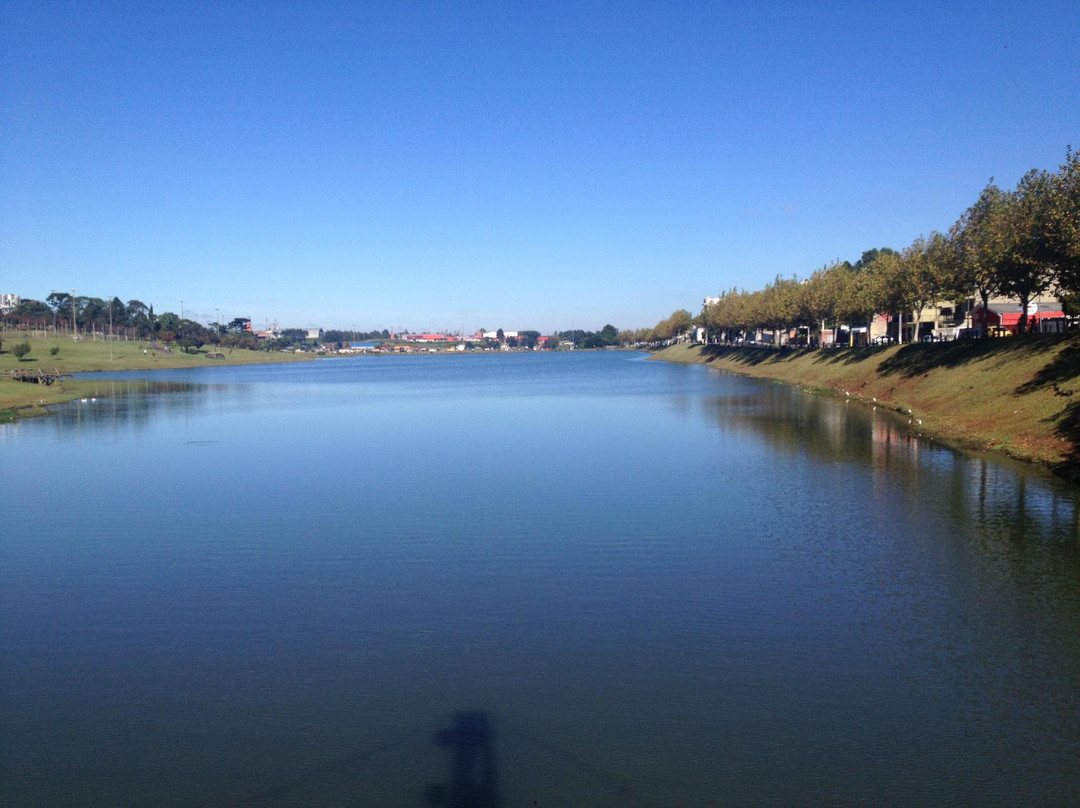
[651,338,1080,483]
[0,338,618,421]
[0,335,316,421]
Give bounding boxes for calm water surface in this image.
[2,352,1079,807]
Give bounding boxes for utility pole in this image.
[71,288,77,336]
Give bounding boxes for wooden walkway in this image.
[3,367,70,385]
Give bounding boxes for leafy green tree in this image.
[997,170,1057,333]
[109,297,126,329]
[11,342,31,359]
[46,291,71,319]
[834,264,880,343]
[953,182,1008,333]
[800,265,842,339]
[126,300,152,337]
[853,248,898,271]
[80,297,108,332]
[706,288,754,342]
[156,312,182,335]
[13,299,50,319]
[890,234,950,341]
[177,320,208,353]
[760,276,801,344]
[1049,146,1080,299]
[669,309,693,338]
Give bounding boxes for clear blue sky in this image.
[2,1,1078,333]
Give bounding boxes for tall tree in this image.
[760,276,800,345]
[954,182,1009,334]
[997,170,1057,333]
[865,251,906,341]
[109,296,127,329]
[853,248,898,271]
[46,292,73,326]
[1049,146,1080,303]
[834,264,880,344]
[900,233,951,340]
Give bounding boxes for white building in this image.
[0,293,20,313]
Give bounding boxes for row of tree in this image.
[3,295,630,353]
[1,293,266,353]
[640,147,1080,343]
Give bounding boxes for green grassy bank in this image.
[0,334,312,420]
[653,336,1080,480]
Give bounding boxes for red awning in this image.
[1000,311,1064,326]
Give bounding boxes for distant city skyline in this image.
[3,2,1079,331]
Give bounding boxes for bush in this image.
[11,342,31,359]
[50,345,60,356]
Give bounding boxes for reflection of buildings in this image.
[869,411,921,473]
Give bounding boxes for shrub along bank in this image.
[653,335,1080,481]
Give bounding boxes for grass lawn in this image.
[654,335,1080,478]
[0,333,313,419]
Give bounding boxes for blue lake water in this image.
[2,351,1079,807]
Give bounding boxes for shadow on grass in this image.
[1014,338,1080,394]
[1049,399,1080,482]
[697,344,883,366]
[1022,341,1080,480]
[700,343,899,367]
[811,345,894,365]
[877,334,1067,378]
[698,345,802,366]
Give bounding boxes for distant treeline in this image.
[3,295,631,353]
[638,146,1080,343]
[3,294,272,352]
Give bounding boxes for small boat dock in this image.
[4,367,71,385]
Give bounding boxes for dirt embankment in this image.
[653,337,1080,481]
